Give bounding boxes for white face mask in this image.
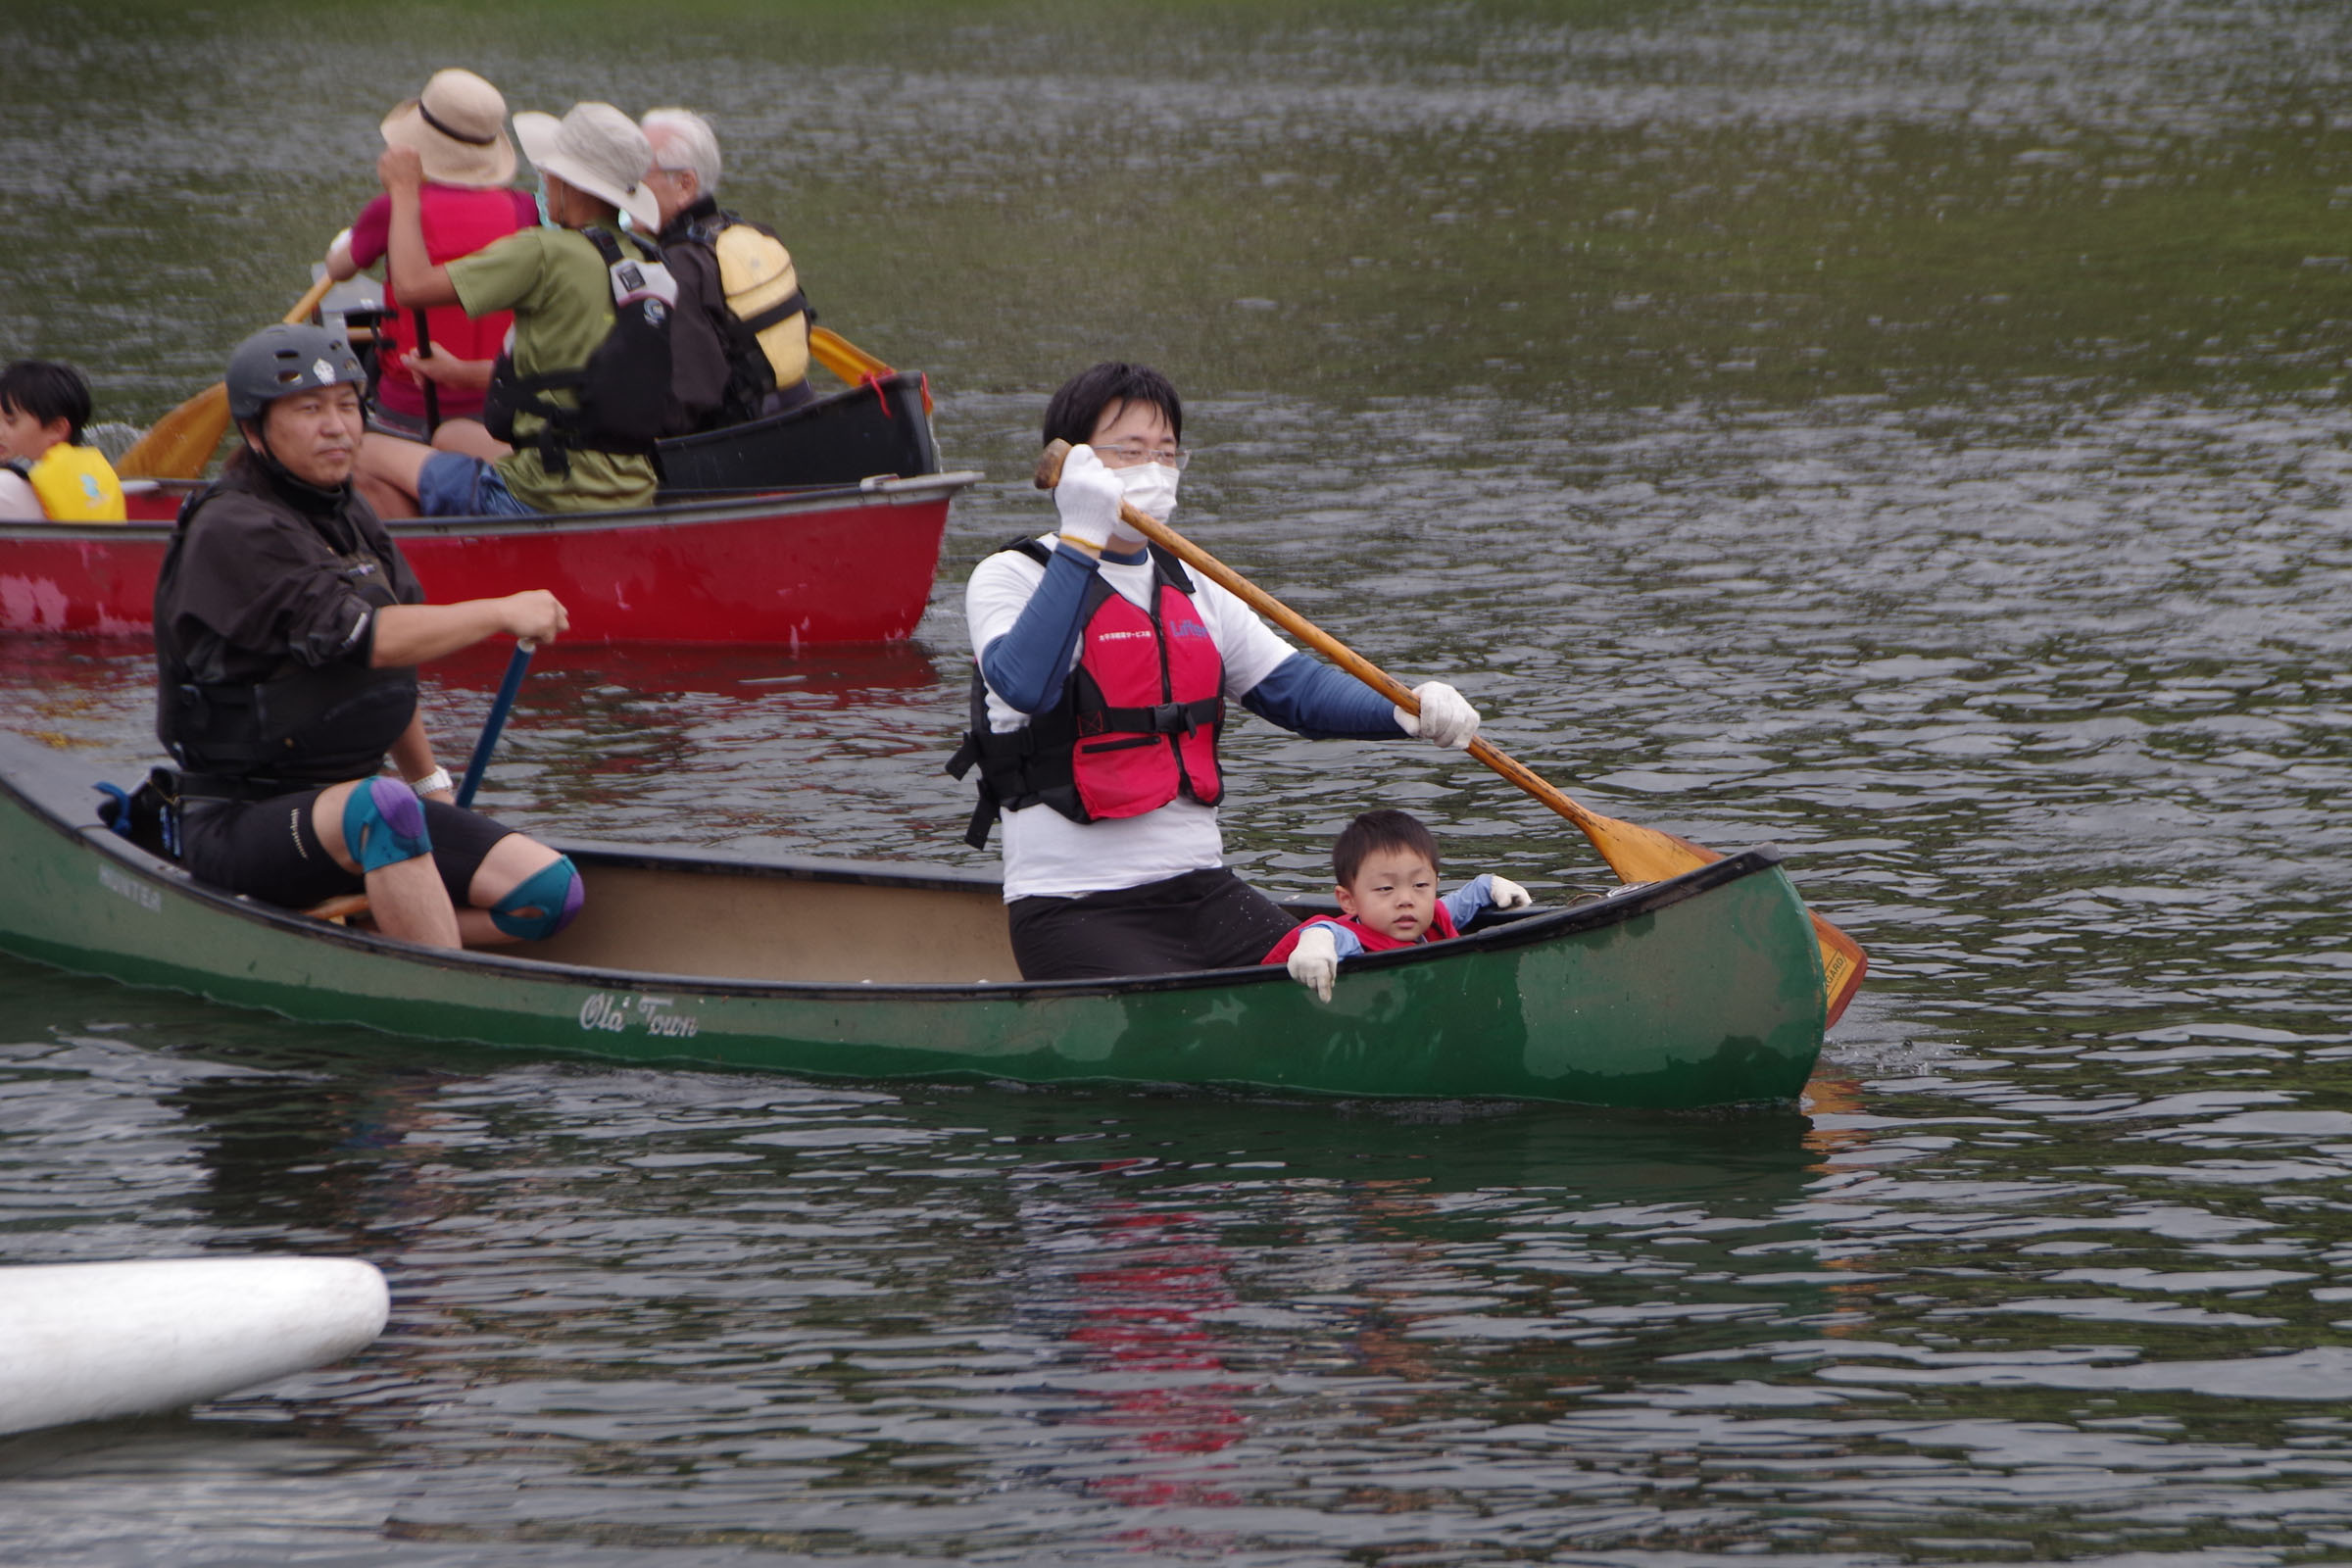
[1114,461,1179,523]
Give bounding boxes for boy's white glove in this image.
[1396,681,1480,750]
[1287,924,1340,1003]
[1489,874,1532,910]
[1052,443,1124,553]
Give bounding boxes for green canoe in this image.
[0,730,1827,1109]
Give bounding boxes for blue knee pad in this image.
[343,776,432,872]
[490,854,584,940]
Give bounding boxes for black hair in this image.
[0,360,94,445]
[1042,362,1182,448]
[1333,808,1442,888]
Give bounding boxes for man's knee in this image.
[488,853,584,940]
[342,775,433,871]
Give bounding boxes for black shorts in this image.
[1006,866,1298,982]
[178,788,517,911]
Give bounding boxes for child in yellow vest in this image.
[0,361,126,523]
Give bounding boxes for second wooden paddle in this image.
[1033,438,1867,1025]
[119,272,339,480]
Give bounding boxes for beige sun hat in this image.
[379,68,516,188]
[513,103,660,232]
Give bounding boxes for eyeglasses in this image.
[1094,442,1191,471]
[1091,441,1185,472]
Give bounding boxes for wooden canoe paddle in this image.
[1034,438,1868,1025]
[119,272,341,480]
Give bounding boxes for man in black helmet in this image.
[150,321,584,951]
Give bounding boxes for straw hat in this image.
[513,103,660,232]
[379,68,516,188]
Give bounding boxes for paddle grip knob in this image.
[1033,439,1073,491]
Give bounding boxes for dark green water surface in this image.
[8,2,2352,1562]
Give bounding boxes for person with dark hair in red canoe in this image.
[324,69,538,444]
[1261,808,1532,1003]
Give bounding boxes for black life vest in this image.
[153,481,417,791]
[946,538,1225,850]
[482,226,679,475]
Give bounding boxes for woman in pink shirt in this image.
[326,69,537,438]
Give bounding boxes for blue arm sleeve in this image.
[977,546,1100,714]
[1240,653,1410,739]
[1441,874,1495,930]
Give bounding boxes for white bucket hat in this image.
[380,69,516,188]
[513,102,660,231]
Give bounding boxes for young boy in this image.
[1262,808,1533,1002]
[0,361,126,522]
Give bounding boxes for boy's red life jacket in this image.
[1261,905,1462,967]
[948,538,1225,848]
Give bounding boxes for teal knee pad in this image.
[490,855,583,940]
[343,776,432,872]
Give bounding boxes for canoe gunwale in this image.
[1,469,986,545]
[4,732,1792,1005]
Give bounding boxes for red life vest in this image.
[948,538,1225,847]
[1260,904,1462,967]
[376,185,533,419]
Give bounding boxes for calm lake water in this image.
[9,1,2352,1562]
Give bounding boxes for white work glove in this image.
[1052,443,1124,553]
[1396,681,1480,751]
[1489,874,1532,910]
[1287,924,1340,1004]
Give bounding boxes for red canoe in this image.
[0,471,982,645]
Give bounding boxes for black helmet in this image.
[225,323,367,422]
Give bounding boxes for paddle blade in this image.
[809,325,892,383]
[118,272,338,480]
[118,382,230,480]
[1810,912,1868,1027]
[1577,805,1865,1026]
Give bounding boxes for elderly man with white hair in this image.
[640,107,816,430]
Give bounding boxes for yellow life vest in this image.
[714,222,810,390]
[27,444,125,523]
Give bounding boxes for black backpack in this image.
[483,226,681,474]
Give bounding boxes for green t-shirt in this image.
[448,226,659,514]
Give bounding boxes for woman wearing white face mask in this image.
[952,362,1484,982]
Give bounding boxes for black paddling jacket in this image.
[153,459,422,788]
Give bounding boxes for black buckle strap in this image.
[164,768,306,804]
[737,286,808,336]
[1078,698,1217,739]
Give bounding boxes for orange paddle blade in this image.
[117,382,229,480]
[1493,752,1868,1026]
[1582,807,1866,1024]
[120,271,341,480]
[809,325,892,383]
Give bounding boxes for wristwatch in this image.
[409,766,454,798]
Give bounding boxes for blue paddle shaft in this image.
[455,641,535,808]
